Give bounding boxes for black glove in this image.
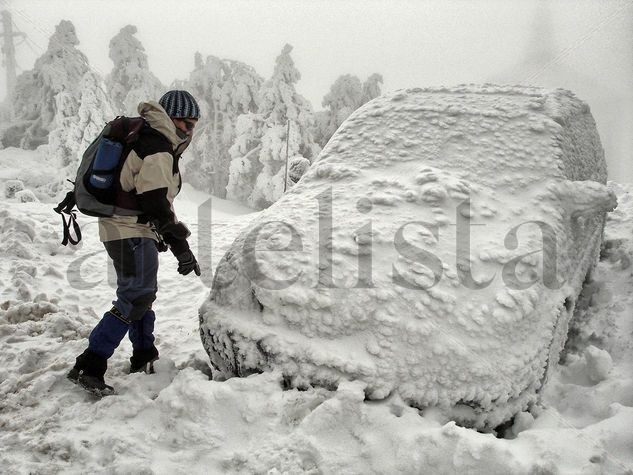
[176,249,201,276]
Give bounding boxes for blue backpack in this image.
[54,116,146,245]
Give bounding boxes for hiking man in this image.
[68,90,202,395]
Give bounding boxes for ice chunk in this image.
[584,345,612,384]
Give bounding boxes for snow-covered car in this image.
[199,85,617,429]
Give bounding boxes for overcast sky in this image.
[1,0,632,181]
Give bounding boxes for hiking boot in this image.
[67,367,115,397]
[67,349,115,397]
[129,346,159,374]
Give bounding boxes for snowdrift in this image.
[199,85,617,429]
[0,149,631,470]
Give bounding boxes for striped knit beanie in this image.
[158,90,201,119]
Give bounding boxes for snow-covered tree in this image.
[311,110,329,150]
[184,53,263,197]
[362,73,383,104]
[225,113,263,203]
[227,44,320,209]
[0,20,114,196]
[314,73,383,148]
[0,103,8,149]
[106,25,165,115]
[48,70,114,169]
[2,20,91,150]
[318,74,363,147]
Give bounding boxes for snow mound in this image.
[200,85,617,429]
[4,179,24,198]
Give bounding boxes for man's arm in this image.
[136,151,190,255]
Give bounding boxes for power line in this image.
[1,4,110,100]
[520,1,632,84]
[1,9,25,96]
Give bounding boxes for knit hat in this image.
[158,90,201,119]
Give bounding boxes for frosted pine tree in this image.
[106,25,165,115]
[311,110,329,151]
[237,44,320,209]
[318,74,363,148]
[314,73,383,148]
[2,20,90,149]
[185,53,262,197]
[48,70,114,169]
[361,73,383,104]
[0,103,8,149]
[0,20,114,196]
[225,113,263,203]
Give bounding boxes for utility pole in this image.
[1,10,25,101]
[283,119,290,192]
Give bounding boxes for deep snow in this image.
[0,145,632,474]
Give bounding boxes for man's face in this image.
[172,118,198,138]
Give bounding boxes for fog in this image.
[2,0,631,182]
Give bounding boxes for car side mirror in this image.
[547,180,618,219]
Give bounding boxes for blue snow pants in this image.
[88,237,159,359]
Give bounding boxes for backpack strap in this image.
[53,188,76,214]
[53,188,82,246]
[109,117,147,214]
[60,211,82,246]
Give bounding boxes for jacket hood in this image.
[137,101,188,150]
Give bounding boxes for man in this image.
[67,90,202,396]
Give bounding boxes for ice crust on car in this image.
[199,84,616,429]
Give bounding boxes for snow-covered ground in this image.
[0,146,632,474]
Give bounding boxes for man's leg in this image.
[129,309,156,351]
[120,238,160,373]
[108,237,159,324]
[129,309,160,373]
[69,237,159,390]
